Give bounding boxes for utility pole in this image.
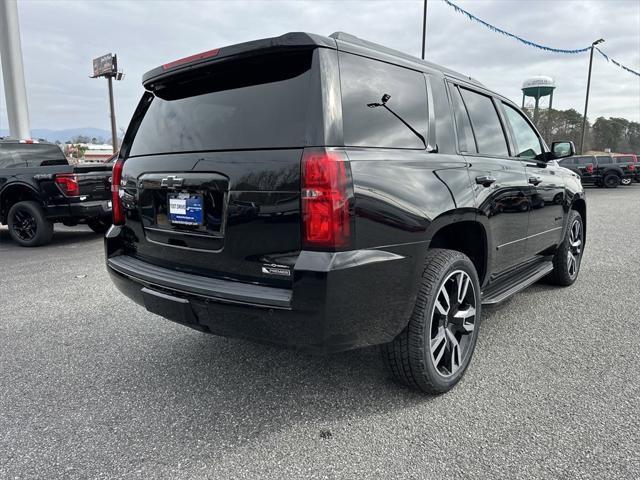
[91,53,123,154]
[0,0,30,139]
[107,76,117,151]
[421,0,428,59]
[580,38,604,154]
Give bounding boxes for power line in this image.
[442,0,639,77]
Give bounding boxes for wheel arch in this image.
[604,167,623,178]
[426,216,489,286]
[0,183,42,224]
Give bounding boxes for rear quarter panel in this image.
[344,148,474,336]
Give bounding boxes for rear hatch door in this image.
[119,49,321,287]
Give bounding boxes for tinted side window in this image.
[502,103,542,159]
[596,156,612,164]
[459,88,508,156]
[575,156,593,165]
[449,85,476,153]
[559,158,574,165]
[615,156,633,163]
[339,53,427,149]
[0,153,26,168]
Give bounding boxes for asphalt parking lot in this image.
[1,186,639,480]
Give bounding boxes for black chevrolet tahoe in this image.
[0,140,113,246]
[105,32,586,394]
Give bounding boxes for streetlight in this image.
[580,38,604,154]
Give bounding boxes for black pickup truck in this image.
[106,32,586,394]
[558,154,635,187]
[613,154,638,184]
[0,140,113,246]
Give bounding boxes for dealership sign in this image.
[92,53,117,78]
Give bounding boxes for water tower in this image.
[521,76,556,125]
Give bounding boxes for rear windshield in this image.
[129,52,313,156]
[0,143,67,168]
[596,156,612,164]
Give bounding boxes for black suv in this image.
[559,154,634,187]
[106,32,586,394]
[0,140,113,246]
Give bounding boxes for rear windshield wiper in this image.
[367,94,426,149]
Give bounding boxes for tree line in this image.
[525,107,640,154]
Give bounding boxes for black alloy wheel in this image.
[11,207,38,242]
[603,174,620,188]
[7,201,54,247]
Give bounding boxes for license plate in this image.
[168,193,204,226]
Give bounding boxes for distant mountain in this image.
[0,127,112,144]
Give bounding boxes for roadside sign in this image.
[92,54,117,77]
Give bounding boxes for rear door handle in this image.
[528,176,542,185]
[475,176,496,187]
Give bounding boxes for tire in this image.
[382,249,481,394]
[621,177,632,186]
[603,173,620,188]
[548,210,584,286]
[7,200,54,247]
[87,218,112,234]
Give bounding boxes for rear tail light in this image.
[586,164,594,174]
[55,174,80,197]
[629,164,635,171]
[301,148,352,250]
[111,157,125,225]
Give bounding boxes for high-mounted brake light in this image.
[111,157,125,225]
[162,48,220,70]
[301,148,352,250]
[55,174,80,197]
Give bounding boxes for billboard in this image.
[92,54,117,77]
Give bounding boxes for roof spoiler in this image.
[142,32,336,91]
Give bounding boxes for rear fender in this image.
[0,182,43,223]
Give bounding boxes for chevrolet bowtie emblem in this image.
[160,176,184,188]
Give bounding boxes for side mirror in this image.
[551,141,575,159]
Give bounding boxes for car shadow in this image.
[0,225,101,248]
[108,328,436,451]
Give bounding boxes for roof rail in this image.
[329,31,417,61]
[329,31,482,87]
